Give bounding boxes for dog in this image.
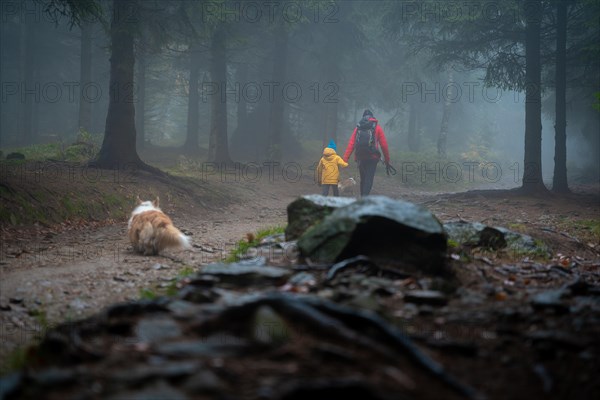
[128,196,190,255]
[337,177,357,196]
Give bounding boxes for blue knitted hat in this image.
[327,139,337,151]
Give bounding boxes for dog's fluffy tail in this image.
[156,224,191,252]
[137,223,190,254]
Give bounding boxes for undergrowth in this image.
[226,226,285,262]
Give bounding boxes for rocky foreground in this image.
[1,196,599,399]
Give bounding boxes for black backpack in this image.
[355,117,377,158]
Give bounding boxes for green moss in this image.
[31,143,63,159]
[139,288,158,300]
[163,266,197,297]
[577,219,600,239]
[506,238,551,261]
[177,265,196,278]
[555,217,600,244]
[507,223,526,232]
[226,226,285,262]
[447,238,460,248]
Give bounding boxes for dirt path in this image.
[1,167,599,371]
[0,174,312,367]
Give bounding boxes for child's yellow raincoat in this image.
[317,147,348,185]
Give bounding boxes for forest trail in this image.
[1,163,599,372]
[0,169,309,367]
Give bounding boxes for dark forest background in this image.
[1,0,598,192]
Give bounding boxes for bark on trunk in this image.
[94,0,143,169]
[552,0,569,193]
[521,0,548,193]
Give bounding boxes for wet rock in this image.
[288,272,317,286]
[444,221,549,255]
[280,272,317,293]
[0,373,21,399]
[198,262,292,287]
[285,195,355,240]
[252,305,290,345]
[105,300,170,318]
[29,368,76,386]
[187,274,220,287]
[444,221,505,249]
[155,336,248,358]
[278,379,390,400]
[297,196,447,272]
[108,381,188,400]
[113,361,199,383]
[166,300,204,318]
[136,316,182,342]
[531,289,569,313]
[497,227,548,255]
[183,370,225,394]
[404,290,448,307]
[9,292,481,400]
[259,233,286,245]
[177,285,220,304]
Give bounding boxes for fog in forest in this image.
[1,0,598,188]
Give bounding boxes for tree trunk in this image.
[183,44,201,154]
[209,26,231,163]
[552,0,569,193]
[135,44,146,150]
[521,0,548,193]
[268,24,288,161]
[94,0,143,169]
[78,21,93,133]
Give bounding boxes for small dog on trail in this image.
[338,177,357,196]
[128,196,190,255]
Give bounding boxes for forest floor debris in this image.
[1,162,599,399]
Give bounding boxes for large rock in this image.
[444,221,549,256]
[285,195,355,241]
[197,260,292,287]
[443,221,506,249]
[297,196,447,272]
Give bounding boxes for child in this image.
[317,139,348,196]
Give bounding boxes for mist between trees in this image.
[1,158,546,191]
[1,79,553,105]
[0,0,598,192]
